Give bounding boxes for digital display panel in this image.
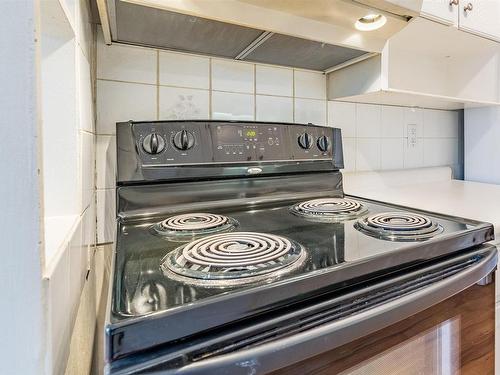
[245,130,257,137]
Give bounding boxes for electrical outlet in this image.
[407,124,418,148]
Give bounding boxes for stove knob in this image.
[297,132,313,150]
[173,130,195,151]
[317,136,330,152]
[142,133,166,154]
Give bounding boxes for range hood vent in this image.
[105,0,369,71]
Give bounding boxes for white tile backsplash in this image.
[295,98,326,125]
[328,101,356,138]
[294,70,326,99]
[97,43,156,84]
[423,109,459,138]
[97,189,116,244]
[356,138,381,171]
[423,138,459,166]
[356,103,381,137]
[404,137,424,168]
[159,86,209,120]
[256,65,293,96]
[342,138,356,171]
[97,80,157,134]
[80,131,94,210]
[212,59,254,94]
[212,91,254,121]
[256,95,293,122]
[95,43,463,243]
[381,106,404,138]
[381,138,404,170]
[96,135,116,189]
[159,51,209,89]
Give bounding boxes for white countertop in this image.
[343,169,500,242]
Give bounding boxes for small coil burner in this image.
[290,197,368,222]
[162,232,306,286]
[153,213,237,239]
[354,212,444,241]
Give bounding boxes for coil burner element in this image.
[162,232,306,286]
[153,213,238,239]
[290,198,368,222]
[354,211,444,241]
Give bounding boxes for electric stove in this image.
[105,120,496,375]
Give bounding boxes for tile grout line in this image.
[253,64,256,121]
[209,58,212,120]
[156,50,160,120]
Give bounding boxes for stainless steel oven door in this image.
[106,244,497,375]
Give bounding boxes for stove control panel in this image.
[117,120,343,183]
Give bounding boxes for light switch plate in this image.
[407,124,418,148]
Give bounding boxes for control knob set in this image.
[297,132,330,152]
[142,133,166,154]
[173,130,195,151]
[142,130,195,154]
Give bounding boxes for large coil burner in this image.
[153,213,238,239]
[162,232,306,286]
[354,212,444,241]
[290,198,368,222]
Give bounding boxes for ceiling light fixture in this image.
[355,14,387,31]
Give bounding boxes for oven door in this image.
[106,245,497,375]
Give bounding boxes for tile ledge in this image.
[44,214,79,277]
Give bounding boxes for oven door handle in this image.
[149,247,497,375]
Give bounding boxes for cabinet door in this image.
[421,0,459,25]
[459,0,500,41]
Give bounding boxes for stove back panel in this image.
[116,120,344,184]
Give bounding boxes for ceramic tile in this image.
[328,101,355,138]
[159,87,209,120]
[97,189,116,244]
[46,247,71,375]
[77,48,93,132]
[356,103,381,137]
[342,138,356,171]
[212,59,254,93]
[381,106,404,138]
[212,91,254,121]
[403,137,424,168]
[80,131,94,210]
[255,65,293,96]
[96,135,116,189]
[356,138,381,171]
[423,138,459,166]
[96,80,156,135]
[68,218,85,328]
[404,107,423,138]
[294,98,326,125]
[381,138,404,170]
[294,70,326,99]
[256,95,293,122]
[423,109,459,138]
[97,42,156,84]
[159,51,209,89]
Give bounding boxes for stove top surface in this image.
[111,195,487,323]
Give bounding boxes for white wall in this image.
[95,35,463,244]
[0,1,44,373]
[464,107,500,184]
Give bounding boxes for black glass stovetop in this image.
[111,195,487,321]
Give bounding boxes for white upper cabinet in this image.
[328,17,500,110]
[421,0,500,41]
[458,0,500,41]
[421,0,459,26]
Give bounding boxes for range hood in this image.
[97,0,420,71]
